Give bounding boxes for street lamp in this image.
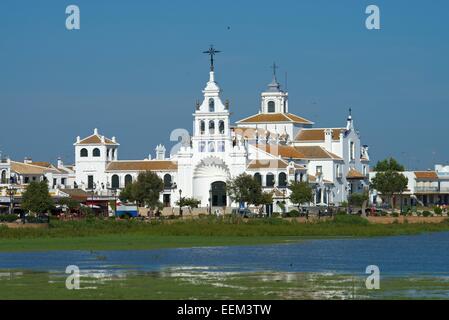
[209,188,212,215]
[87,182,97,210]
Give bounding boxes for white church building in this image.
[72,50,370,212]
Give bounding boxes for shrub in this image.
[0,214,19,223]
[434,207,443,215]
[422,211,432,217]
[391,212,399,218]
[286,210,300,218]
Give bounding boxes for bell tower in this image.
[192,45,232,154]
[260,62,289,114]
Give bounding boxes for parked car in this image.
[231,208,255,218]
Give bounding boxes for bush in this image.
[391,212,399,218]
[0,214,19,223]
[26,215,49,224]
[422,211,432,217]
[434,207,443,215]
[286,210,300,218]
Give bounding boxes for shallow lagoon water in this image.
[1,232,449,275]
[1,232,449,299]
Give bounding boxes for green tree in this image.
[289,181,313,210]
[176,197,201,214]
[119,183,136,203]
[373,157,405,172]
[371,169,408,213]
[22,181,54,214]
[254,191,274,215]
[348,192,369,207]
[227,173,262,207]
[119,171,164,208]
[57,197,80,213]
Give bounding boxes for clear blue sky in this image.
[1,0,448,170]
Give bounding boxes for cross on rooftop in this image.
[203,45,221,71]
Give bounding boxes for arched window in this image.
[124,174,133,187]
[208,141,215,152]
[209,98,215,112]
[278,172,287,187]
[209,120,215,134]
[112,149,116,160]
[200,120,205,135]
[1,170,6,184]
[111,175,120,189]
[254,173,262,186]
[80,148,88,157]
[219,120,225,134]
[349,141,355,160]
[266,173,275,187]
[93,148,100,157]
[199,141,206,152]
[163,174,172,189]
[217,141,225,152]
[267,101,275,113]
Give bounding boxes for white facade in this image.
[370,164,449,207]
[69,64,370,211]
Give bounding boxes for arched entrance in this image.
[211,181,227,206]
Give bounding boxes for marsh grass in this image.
[1,215,449,251]
[1,215,449,239]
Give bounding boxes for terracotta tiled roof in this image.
[77,134,118,145]
[294,146,343,160]
[295,128,345,141]
[31,162,53,168]
[346,168,366,179]
[237,113,313,125]
[255,144,343,161]
[10,161,59,175]
[106,160,178,172]
[247,159,288,170]
[255,144,304,159]
[414,171,438,180]
[60,189,89,201]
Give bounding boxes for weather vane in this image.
[203,45,221,71]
